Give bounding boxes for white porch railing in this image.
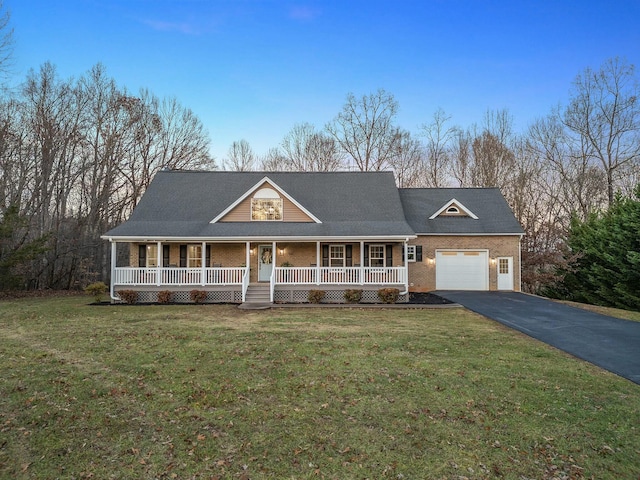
[273,266,406,285]
[114,267,245,286]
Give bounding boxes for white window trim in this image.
[251,197,283,221]
[406,245,417,262]
[329,244,345,267]
[369,244,385,267]
[187,244,202,268]
[146,244,158,267]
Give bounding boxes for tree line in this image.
[220,58,639,299]
[0,62,213,289]
[0,0,638,303]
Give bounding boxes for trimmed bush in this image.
[344,289,363,304]
[308,290,326,304]
[378,288,400,304]
[84,281,108,303]
[157,290,172,304]
[117,289,138,304]
[190,290,207,303]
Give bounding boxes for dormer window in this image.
[251,187,283,221]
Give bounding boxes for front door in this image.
[258,245,273,282]
[497,257,514,290]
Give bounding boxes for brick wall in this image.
[407,235,521,292]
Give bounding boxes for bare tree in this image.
[388,129,424,187]
[419,108,457,187]
[260,147,288,171]
[0,0,14,83]
[279,122,344,171]
[563,57,640,206]
[223,139,256,171]
[326,89,399,171]
[449,128,473,187]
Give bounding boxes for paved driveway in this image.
[436,291,640,384]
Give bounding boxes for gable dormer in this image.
[211,177,321,223]
[429,198,478,220]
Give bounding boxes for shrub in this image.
[308,290,326,304]
[157,290,172,304]
[84,281,108,303]
[344,289,363,303]
[190,290,207,303]
[117,289,138,304]
[378,288,400,304]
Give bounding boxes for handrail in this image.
[241,266,250,302]
[269,265,276,303]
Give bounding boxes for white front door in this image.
[258,245,273,282]
[497,257,514,290]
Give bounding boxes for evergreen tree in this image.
[559,186,640,310]
[0,205,50,289]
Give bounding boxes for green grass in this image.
[556,299,640,322]
[0,296,638,479]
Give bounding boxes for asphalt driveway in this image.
[435,291,640,384]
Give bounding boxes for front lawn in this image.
[0,297,638,479]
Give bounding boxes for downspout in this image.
[399,238,409,295]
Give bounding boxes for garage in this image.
[435,250,488,290]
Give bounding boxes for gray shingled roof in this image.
[398,188,524,235]
[103,170,416,239]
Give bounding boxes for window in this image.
[330,245,345,267]
[188,245,202,268]
[499,258,510,274]
[369,245,385,267]
[251,187,283,221]
[446,206,460,214]
[146,244,158,267]
[406,245,416,262]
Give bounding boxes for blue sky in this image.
[7,0,640,161]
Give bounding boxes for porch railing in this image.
[241,266,250,302]
[113,267,245,286]
[273,266,406,285]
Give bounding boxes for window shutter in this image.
[346,245,353,267]
[322,245,329,267]
[364,244,369,267]
[386,245,393,267]
[180,245,187,267]
[162,245,170,267]
[416,245,423,262]
[206,245,211,267]
[138,245,146,267]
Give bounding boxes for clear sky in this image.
[7,0,640,162]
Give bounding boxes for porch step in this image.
[241,283,272,308]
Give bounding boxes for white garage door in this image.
[436,251,488,290]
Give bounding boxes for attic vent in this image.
[446,206,460,214]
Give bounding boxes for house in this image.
[101,170,524,303]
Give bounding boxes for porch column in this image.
[272,241,276,281]
[246,242,251,269]
[156,241,162,286]
[316,241,320,285]
[360,241,365,285]
[110,240,116,300]
[201,241,206,286]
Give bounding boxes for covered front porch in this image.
[107,239,410,303]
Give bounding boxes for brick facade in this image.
[407,235,521,292]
